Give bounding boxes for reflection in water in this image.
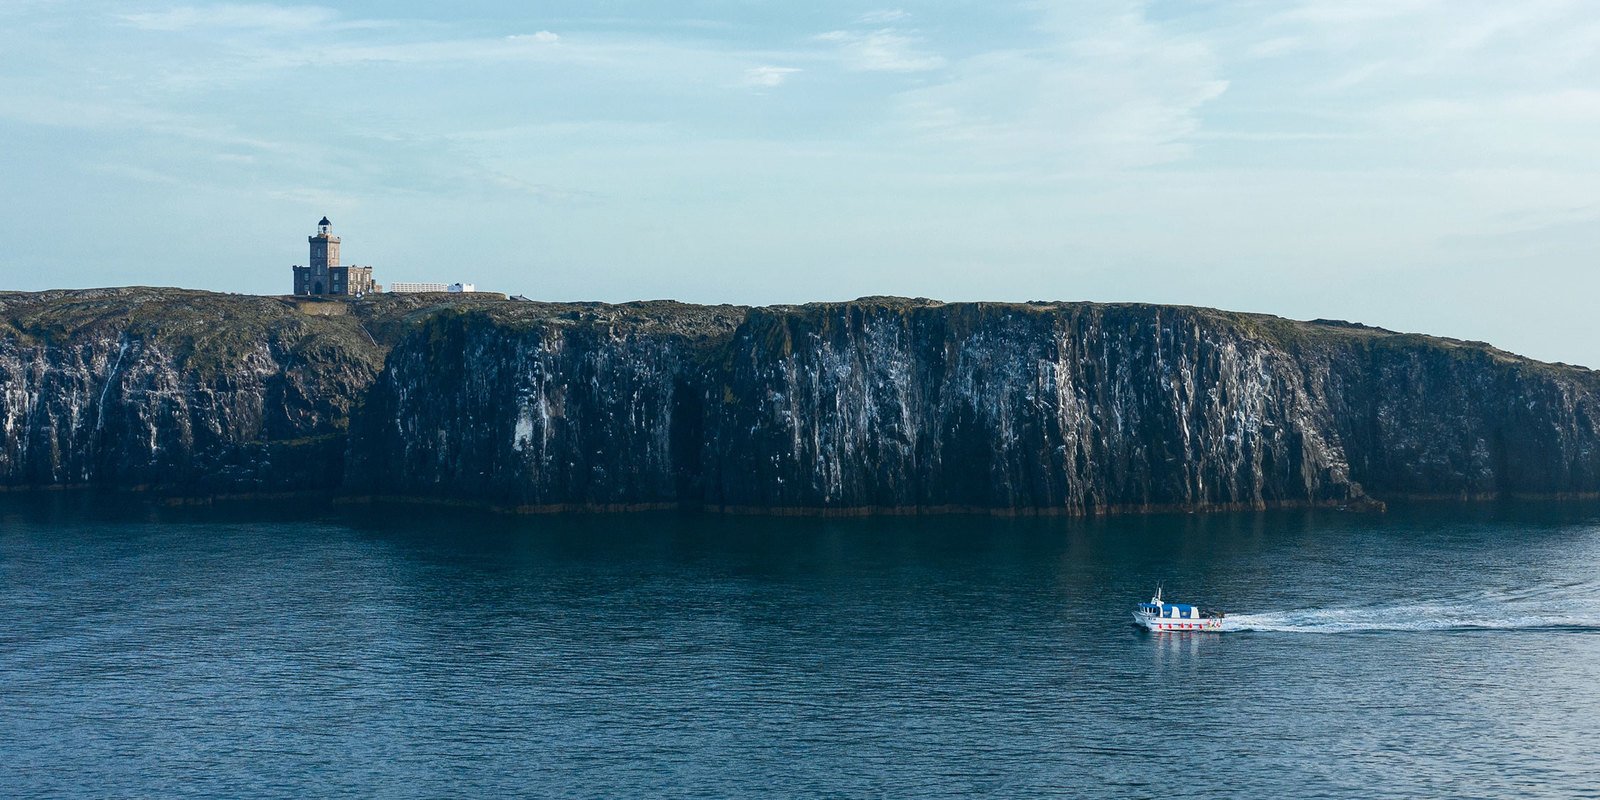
[1,496,1599,798]
[1146,628,1210,664]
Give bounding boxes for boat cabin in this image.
[1138,602,1210,620]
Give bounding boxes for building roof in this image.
[318,216,331,226]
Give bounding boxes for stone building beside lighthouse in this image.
[292,217,379,296]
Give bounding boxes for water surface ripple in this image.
[2,498,1599,798]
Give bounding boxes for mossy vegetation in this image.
[4,288,1592,396]
[0,288,518,378]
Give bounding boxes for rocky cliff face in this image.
[0,289,382,493]
[6,289,1599,513]
[1298,328,1600,498]
[345,302,746,509]
[350,297,1600,513]
[696,302,1361,513]
[0,288,507,495]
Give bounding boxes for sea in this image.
[2,495,1599,798]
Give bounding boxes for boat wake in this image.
[1220,583,1600,633]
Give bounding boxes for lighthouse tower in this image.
[310,216,340,272]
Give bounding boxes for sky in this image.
[2,1,1597,365]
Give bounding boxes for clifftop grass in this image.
[2,287,1592,382]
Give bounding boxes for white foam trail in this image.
[1220,588,1600,633]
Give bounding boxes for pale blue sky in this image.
[2,1,1597,365]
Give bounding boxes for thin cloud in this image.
[857,10,910,25]
[819,29,944,72]
[507,31,559,44]
[243,35,609,70]
[117,4,341,32]
[80,162,185,185]
[741,66,801,88]
[471,169,594,202]
[0,92,295,153]
[1246,36,1302,58]
[890,5,1226,170]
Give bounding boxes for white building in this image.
[389,281,478,294]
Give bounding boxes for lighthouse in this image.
[292,217,378,296]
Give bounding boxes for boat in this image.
[1133,587,1224,631]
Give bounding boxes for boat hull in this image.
[1133,613,1223,632]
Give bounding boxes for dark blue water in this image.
[3,497,1600,798]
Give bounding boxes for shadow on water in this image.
[7,491,1600,564]
[6,492,1599,618]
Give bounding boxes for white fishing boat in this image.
[1133,587,1224,631]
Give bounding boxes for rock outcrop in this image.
[5,288,1599,513]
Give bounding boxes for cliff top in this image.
[755,295,1592,376]
[0,287,1589,378]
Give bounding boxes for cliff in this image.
[5,288,1599,513]
[0,288,501,495]
[345,301,746,510]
